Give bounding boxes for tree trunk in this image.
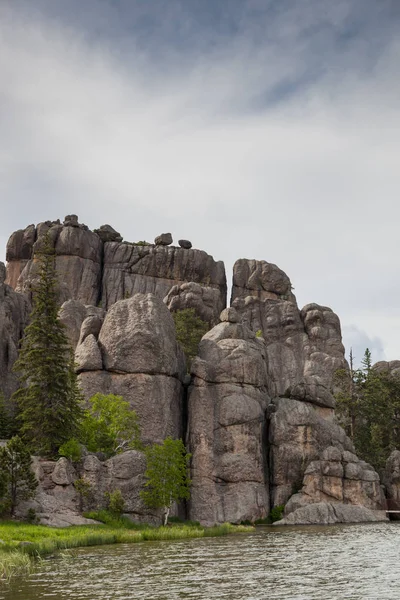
[163,506,170,526]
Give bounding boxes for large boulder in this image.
[187,311,270,526]
[78,294,186,446]
[164,281,226,326]
[274,502,388,526]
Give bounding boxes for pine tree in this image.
[12,235,83,456]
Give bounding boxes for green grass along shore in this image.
[0,516,253,582]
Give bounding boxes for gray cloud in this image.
[0,0,399,360]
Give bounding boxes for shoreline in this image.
[0,519,253,582]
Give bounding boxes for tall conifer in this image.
[12,234,82,456]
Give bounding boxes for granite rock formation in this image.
[274,502,387,526]
[383,450,400,517]
[6,218,102,306]
[164,281,224,326]
[282,446,386,516]
[102,242,226,310]
[17,452,164,527]
[6,216,227,320]
[0,262,30,398]
[187,308,270,526]
[231,259,347,399]
[77,294,186,446]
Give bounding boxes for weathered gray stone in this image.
[232,259,296,303]
[269,398,354,506]
[0,267,30,398]
[219,307,240,323]
[102,243,226,310]
[94,224,123,243]
[6,220,102,306]
[99,294,184,377]
[178,239,192,249]
[164,282,223,326]
[188,319,270,526]
[79,371,183,446]
[154,233,173,246]
[51,458,77,486]
[274,502,388,525]
[75,335,103,372]
[59,300,88,350]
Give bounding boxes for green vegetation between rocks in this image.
[140,437,191,525]
[335,348,400,472]
[0,519,253,582]
[172,308,209,368]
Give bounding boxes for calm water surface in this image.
[2,523,400,600]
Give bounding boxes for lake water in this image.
[1,523,400,600]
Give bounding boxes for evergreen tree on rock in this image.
[12,234,82,456]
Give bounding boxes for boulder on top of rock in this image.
[178,239,192,249]
[154,233,173,246]
[94,224,123,243]
[63,215,79,227]
[164,281,224,326]
[219,307,240,323]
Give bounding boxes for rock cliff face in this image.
[187,308,270,525]
[74,293,186,446]
[3,218,393,526]
[0,262,30,398]
[5,217,227,317]
[232,261,347,407]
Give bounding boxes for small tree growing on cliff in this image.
[140,437,191,526]
[79,393,142,457]
[173,309,209,369]
[0,436,37,516]
[12,234,83,456]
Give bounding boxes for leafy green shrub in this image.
[172,309,209,369]
[74,477,92,512]
[105,489,125,516]
[255,329,263,338]
[0,436,38,516]
[269,505,284,523]
[141,437,191,526]
[80,393,142,457]
[58,438,82,462]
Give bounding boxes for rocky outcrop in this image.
[232,259,296,303]
[282,446,386,516]
[6,218,103,306]
[6,217,227,319]
[102,242,226,310]
[232,262,347,408]
[0,262,30,398]
[187,308,270,526]
[268,398,355,506]
[164,281,224,326]
[274,502,388,525]
[17,452,164,527]
[383,450,400,517]
[77,294,186,446]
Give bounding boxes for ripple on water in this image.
[1,523,400,600]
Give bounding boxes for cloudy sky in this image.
[1,0,399,365]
